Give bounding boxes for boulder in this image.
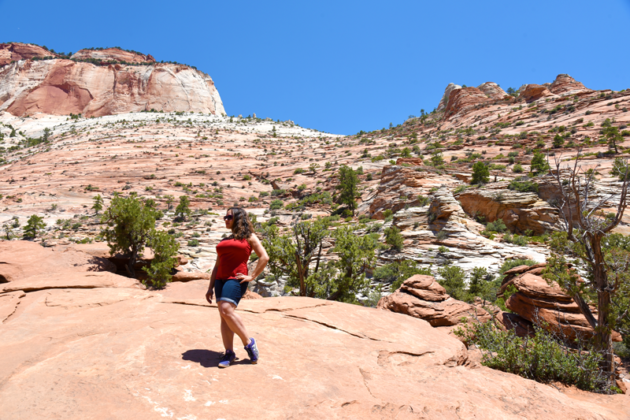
[457,188,559,234]
[0,241,116,283]
[377,275,492,326]
[519,84,553,102]
[500,265,622,342]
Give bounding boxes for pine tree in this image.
[471,162,489,185]
[175,195,191,221]
[530,151,549,174]
[92,194,104,214]
[338,165,359,215]
[23,215,46,239]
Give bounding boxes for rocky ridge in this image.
[0,43,225,117]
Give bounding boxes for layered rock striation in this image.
[0,45,225,117]
[499,264,622,342]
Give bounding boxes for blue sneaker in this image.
[244,338,259,364]
[218,349,236,368]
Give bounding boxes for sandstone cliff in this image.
[0,45,225,117]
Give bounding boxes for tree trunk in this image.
[127,247,138,278]
[592,241,614,380]
[596,289,615,380]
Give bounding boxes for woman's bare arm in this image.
[236,234,269,283]
[206,257,220,303]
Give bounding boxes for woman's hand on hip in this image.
[205,288,214,304]
[235,273,253,283]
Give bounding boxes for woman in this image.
[206,207,269,368]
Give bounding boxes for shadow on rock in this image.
[182,349,250,368]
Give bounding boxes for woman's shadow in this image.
[182,349,249,368]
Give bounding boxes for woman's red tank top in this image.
[216,237,252,279]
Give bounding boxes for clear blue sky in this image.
[1,0,629,135]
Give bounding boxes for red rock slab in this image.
[0,271,140,293]
[549,74,590,95]
[520,84,553,102]
[0,290,24,323]
[0,292,627,419]
[507,292,622,342]
[399,274,447,302]
[0,42,55,66]
[444,87,491,119]
[0,240,116,283]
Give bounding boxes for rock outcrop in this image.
[377,275,492,327]
[71,48,156,64]
[368,165,459,219]
[477,82,507,100]
[457,188,559,234]
[519,84,554,102]
[499,264,622,342]
[444,87,491,119]
[0,53,225,117]
[549,73,590,95]
[0,42,55,66]
[437,82,461,112]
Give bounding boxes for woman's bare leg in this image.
[218,301,250,346]
[220,315,235,350]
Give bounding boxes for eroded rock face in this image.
[499,264,622,342]
[377,275,492,326]
[0,58,225,117]
[457,188,559,234]
[549,74,590,95]
[368,165,459,219]
[444,87,491,119]
[71,48,156,64]
[437,82,461,112]
[519,84,553,102]
[0,43,55,66]
[477,82,507,100]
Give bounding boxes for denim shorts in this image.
[215,279,248,306]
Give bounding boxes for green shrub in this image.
[270,199,283,210]
[485,219,507,233]
[508,179,539,193]
[503,233,528,246]
[437,265,467,301]
[454,321,610,392]
[471,162,489,185]
[142,230,179,289]
[512,163,524,173]
[293,168,306,174]
[384,226,404,250]
[417,195,430,206]
[374,260,432,291]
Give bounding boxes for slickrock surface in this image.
[1,280,629,419]
[0,240,115,282]
[0,47,225,117]
[500,264,623,342]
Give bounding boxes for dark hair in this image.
[228,207,255,240]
